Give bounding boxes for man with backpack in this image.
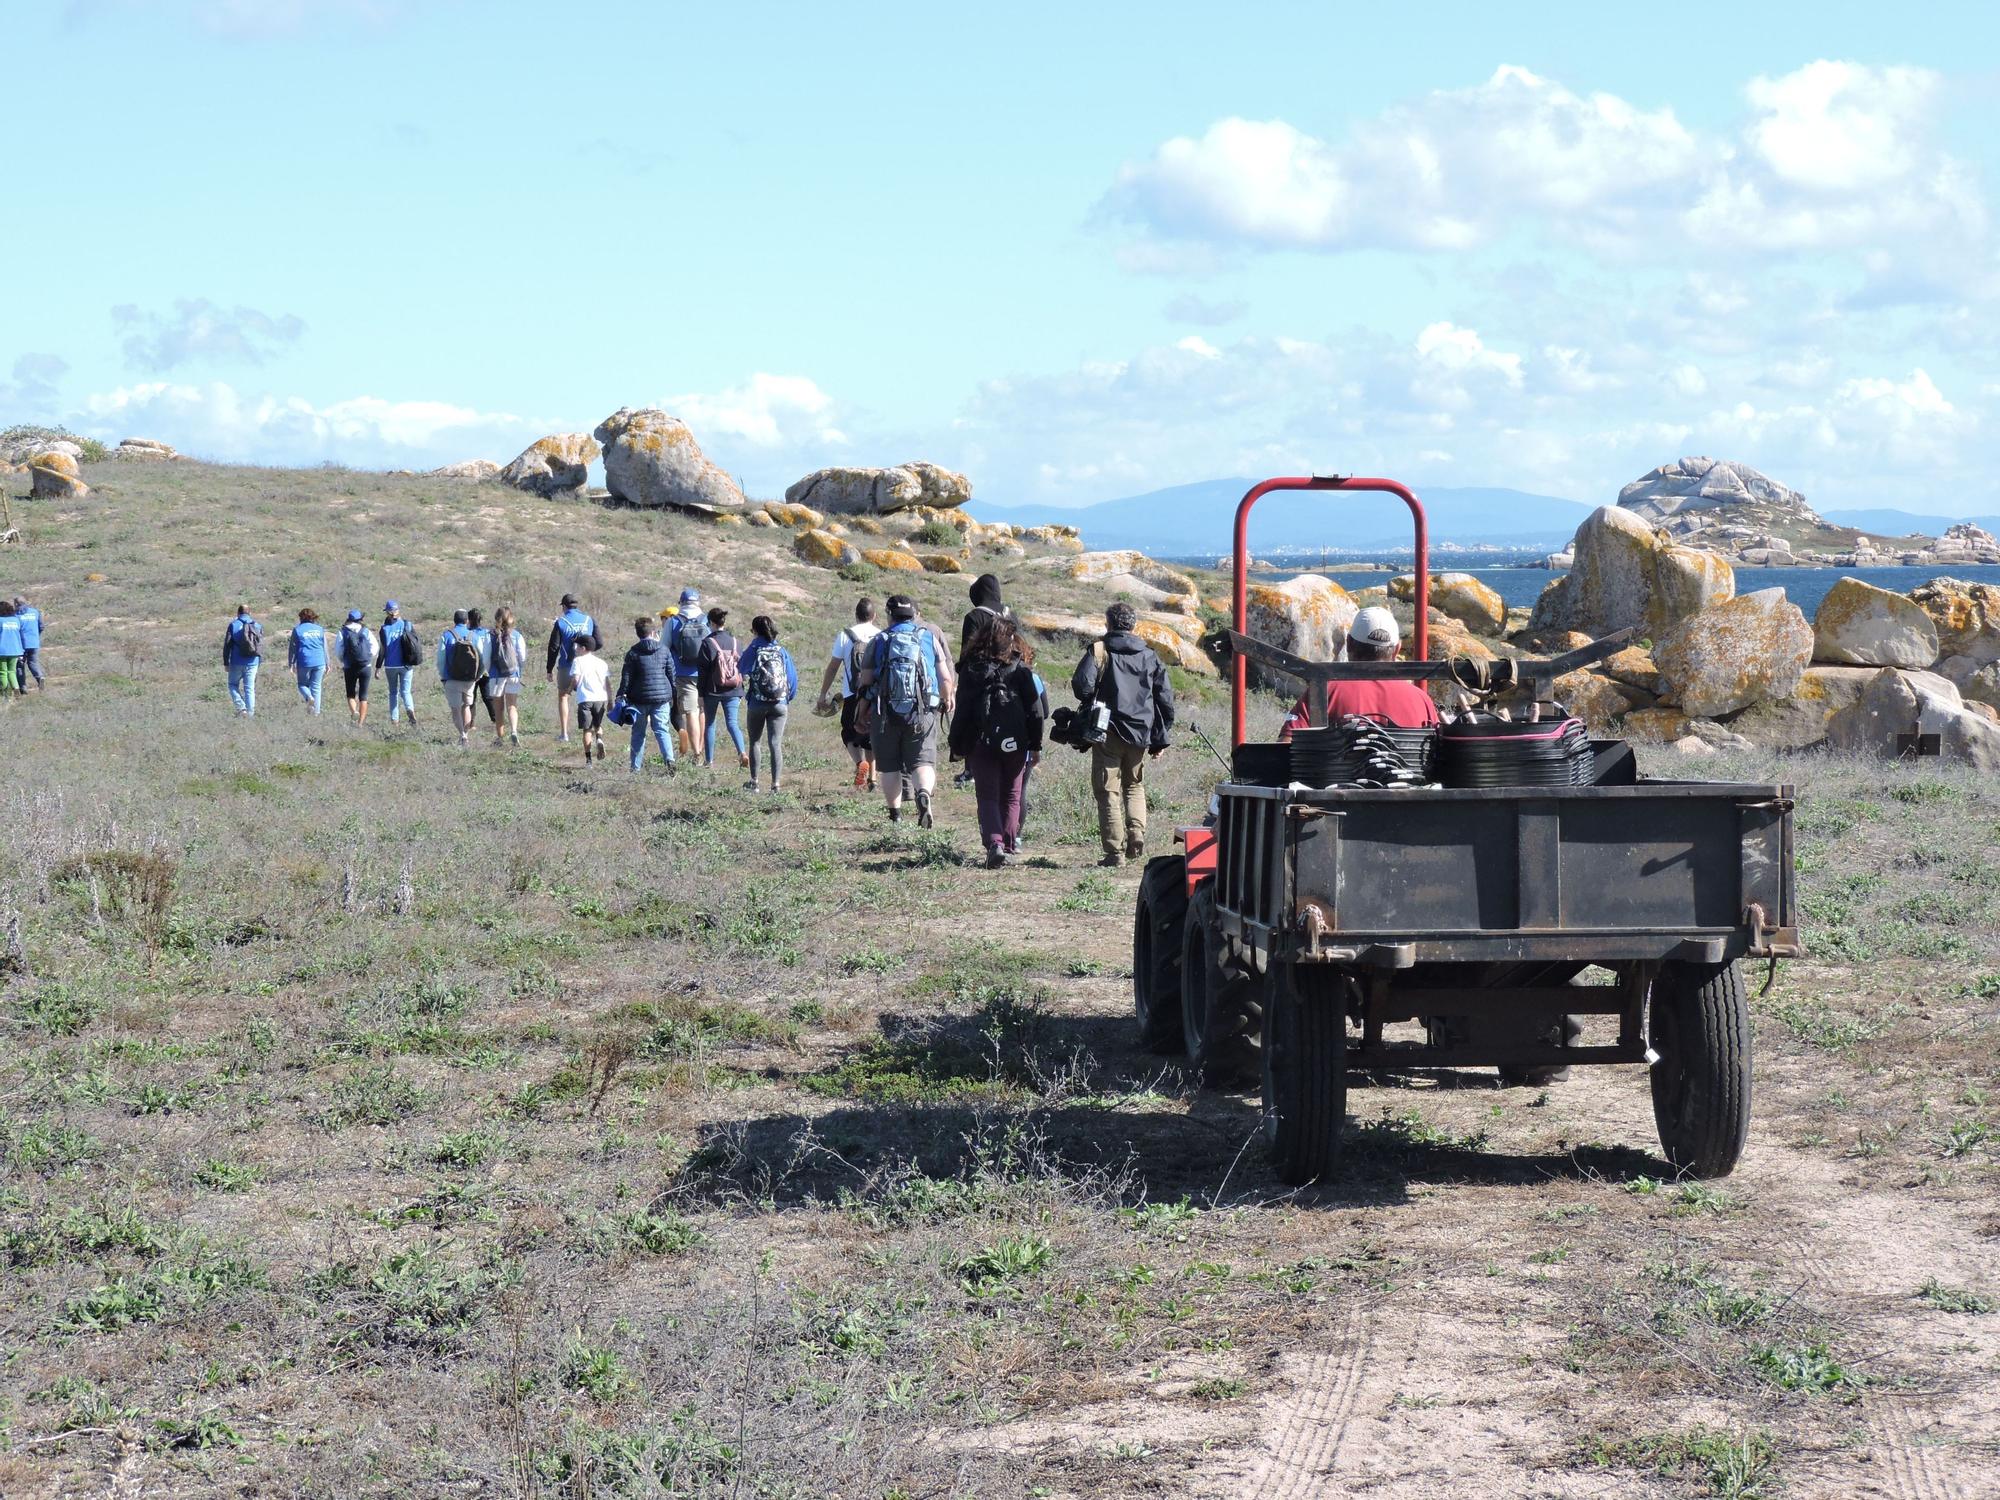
[437,609,484,747]
[1071,601,1175,867]
[546,593,597,743]
[696,606,749,769]
[336,608,377,726]
[222,605,264,717]
[378,601,422,726]
[857,594,955,827]
[665,587,708,759]
[11,596,44,690]
[815,597,882,791]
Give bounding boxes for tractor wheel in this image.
[1180,883,1260,1086]
[1261,962,1350,1185]
[1132,856,1189,1054]
[1648,959,1752,1177]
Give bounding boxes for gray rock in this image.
[1826,667,2000,771]
[594,408,744,510]
[112,438,178,461]
[1529,505,1734,638]
[498,433,600,498]
[1653,588,1812,717]
[428,459,501,481]
[1618,455,1823,526]
[786,461,972,515]
[1811,577,1938,668]
[2,435,82,465]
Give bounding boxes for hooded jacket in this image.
[619,635,675,706]
[1071,631,1175,751]
[961,573,1009,653]
[949,655,1046,761]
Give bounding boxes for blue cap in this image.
[680,587,701,605]
[347,608,364,622]
[384,600,399,612]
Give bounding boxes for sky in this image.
[6,0,1999,517]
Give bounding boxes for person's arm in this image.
[784,649,798,702]
[1071,646,1098,703]
[286,631,298,669]
[615,654,632,702]
[817,635,845,705]
[1022,668,1046,754]
[1150,658,1176,753]
[930,626,956,713]
[545,622,561,677]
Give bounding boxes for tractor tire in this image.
[1262,962,1350,1185]
[1649,958,1752,1178]
[1180,883,1261,1086]
[1132,856,1189,1054]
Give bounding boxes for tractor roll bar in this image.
[1231,477,1429,747]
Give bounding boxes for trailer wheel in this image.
[1649,959,1752,1178]
[1262,962,1350,1185]
[1180,884,1260,1085]
[1132,857,1189,1053]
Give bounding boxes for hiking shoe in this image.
[743,780,760,792]
[916,791,933,830]
[1099,853,1125,868]
[853,763,868,790]
[1004,838,1022,856]
[665,759,677,777]
[985,847,1007,869]
[510,732,520,746]
[888,806,902,823]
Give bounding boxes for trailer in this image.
[1132,477,1802,1184]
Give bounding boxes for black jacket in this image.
[949,656,1046,761]
[1072,631,1175,750]
[961,573,1009,653]
[618,637,675,707]
[697,630,740,698]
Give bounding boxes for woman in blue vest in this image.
[0,601,23,695]
[378,602,420,727]
[10,596,44,690]
[287,608,329,714]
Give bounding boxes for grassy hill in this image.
[0,460,1996,1497]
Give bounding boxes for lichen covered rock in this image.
[113,437,179,461]
[1242,576,1358,686]
[1910,577,2000,665]
[1066,550,1201,612]
[428,459,501,481]
[786,462,970,516]
[1828,667,2000,771]
[864,548,923,572]
[793,528,860,569]
[1724,665,1877,749]
[28,451,89,500]
[499,433,599,498]
[918,553,962,574]
[1530,506,1734,638]
[594,408,744,510]
[1812,578,1938,668]
[1653,588,1811,717]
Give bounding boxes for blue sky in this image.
[6,0,1998,515]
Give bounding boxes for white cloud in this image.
[661,373,846,450]
[1175,335,1222,359]
[1411,321,1522,409]
[113,298,306,371]
[0,353,70,418]
[1668,364,1707,398]
[1103,61,1992,295]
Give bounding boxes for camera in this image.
[1049,702,1111,752]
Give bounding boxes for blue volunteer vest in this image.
[0,618,21,656]
[293,622,327,669]
[15,606,40,649]
[382,618,414,667]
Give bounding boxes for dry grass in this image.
[0,461,1993,1497]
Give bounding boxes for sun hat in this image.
[383,600,399,613]
[680,587,701,605]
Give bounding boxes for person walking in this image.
[287,608,328,714]
[546,593,597,743]
[618,615,677,775]
[1071,601,1174,867]
[336,608,377,725]
[664,588,708,759]
[485,606,527,745]
[11,597,45,690]
[437,609,483,746]
[857,594,955,827]
[223,605,263,717]
[696,606,748,769]
[377,602,422,726]
[949,615,1045,867]
[0,601,24,695]
[960,573,1011,653]
[569,633,611,762]
[815,597,882,791]
[739,615,797,792]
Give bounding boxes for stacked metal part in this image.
[1434,717,1594,788]
[1288,717,1432,788]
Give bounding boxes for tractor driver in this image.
[1278,606,1440,740]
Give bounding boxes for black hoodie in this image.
[961,573,1009,652]
[1071,630,1175,750]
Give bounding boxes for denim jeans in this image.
[703,694,746,762]
[228,659,260,716]
[295,664,325,712]
[19,647,42,687]
[385,667,416,720]
[630,704,675,770]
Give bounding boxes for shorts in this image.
[484,675,519,700]
[871,713,938,776]
[840,693,870,749]
[554,661,576,695]
[577,701,607,732]
[444,680,479,710]
[343,665,371,701]
[671,677,702,729]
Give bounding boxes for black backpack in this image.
[977,666,1029,753]
[446,633,482,682]
[672,616,708,670]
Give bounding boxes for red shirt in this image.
[1280,678,1440,739]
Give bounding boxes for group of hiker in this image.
[0,597,47,694]
[221,572,1184,868]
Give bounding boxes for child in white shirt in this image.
[569,635,612,762]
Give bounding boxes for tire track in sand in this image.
[1245,1298,1376,1500]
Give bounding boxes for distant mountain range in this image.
[1820,508,2000,538]
[968,478,1599,555]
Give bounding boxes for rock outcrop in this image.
[594,408,744,511]
[112,438,178,461]
[1811,578,1939,668]
[1242,576,1357,686]
[1391,572,1508,636]
[428,459,501,481]
[1529,506,1733,638]
[1066,550,1201,613]
[1652,588,1811,718]
[1827,668,2000,771]
[863,548,923,572]
[1724,666,1877,749]
[1,435,81,465]
[1938,655,2000,709]
[28,451,89,500]
[793,528,860,570]
[1910,578,2000,666]
[1618,456,1823,527]
[498,433,599,498]
[785,461,971,516]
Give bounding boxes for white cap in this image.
[1350,606,1400,649]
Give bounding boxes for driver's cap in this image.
[1349,606,1400,649]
